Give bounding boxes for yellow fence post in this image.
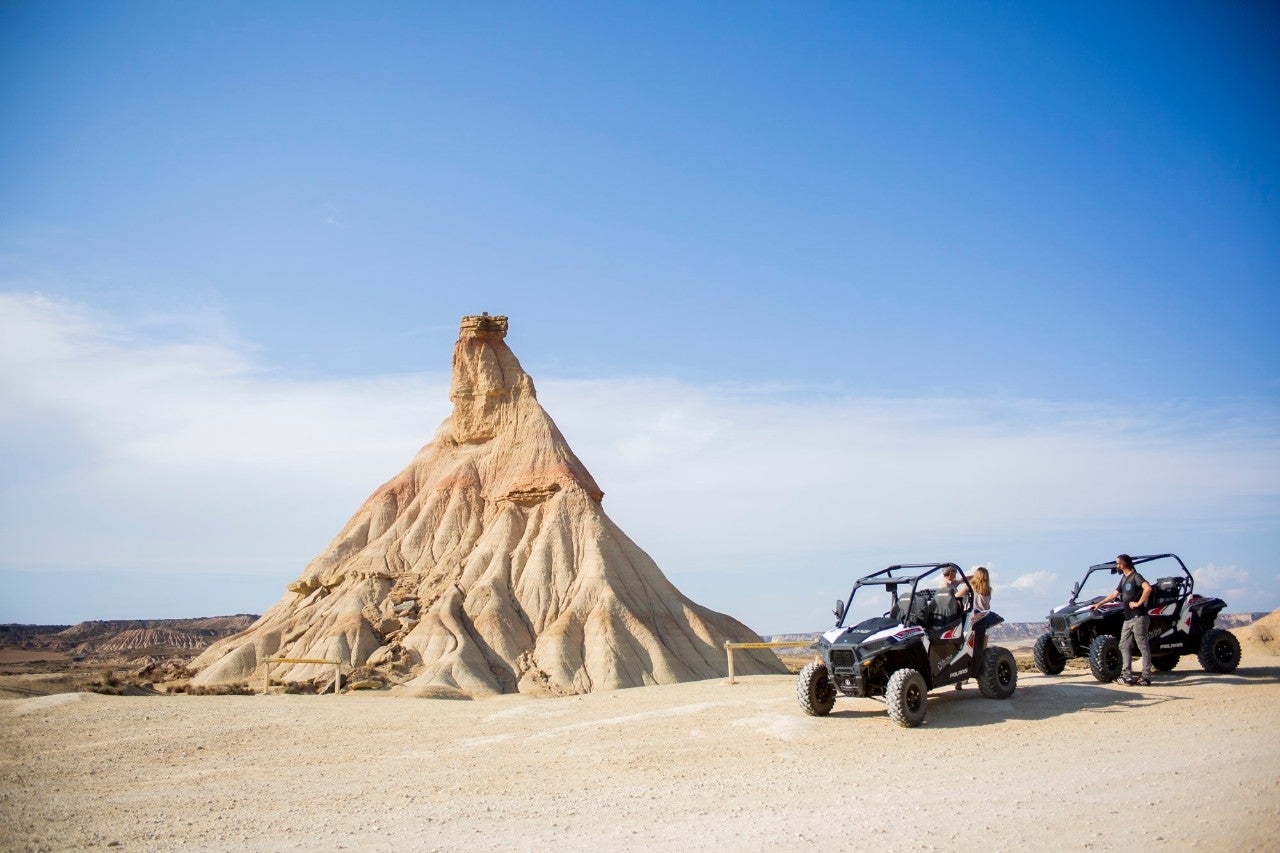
[722,641,811,686]
[261,657,344,695]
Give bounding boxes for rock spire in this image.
[191,314,782,696]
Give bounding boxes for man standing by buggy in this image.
[1090,553,1154,685]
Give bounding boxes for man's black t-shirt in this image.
[1116,571,1149,619]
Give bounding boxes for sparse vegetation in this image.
[76,671,127,696]
[175,681,255,696]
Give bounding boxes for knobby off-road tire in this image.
[1151,654,1180,672]
[796,661,836,716]
[1033,633,1066,675]
[978,646,1018,699]
[1088,634,1122,682]
[1197,628,1241,674]
[885,668,928,728]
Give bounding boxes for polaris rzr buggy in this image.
[1032,553,1241,682]
[798,563,1017,728]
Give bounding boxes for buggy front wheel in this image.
[1088,634,1122,682]
[885,668,928,728]
[796,661,836,716]
[1032,633,1066,675]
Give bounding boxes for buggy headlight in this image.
[858,639,889,655]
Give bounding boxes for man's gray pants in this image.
[1120,614,1152,679]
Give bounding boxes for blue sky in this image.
[1,3,1277,632]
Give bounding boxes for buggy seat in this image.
[1148,576,1185,608]
[898,589,964,633]
[898,591,933,626]
[929,591,963,633]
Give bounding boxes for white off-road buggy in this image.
[798,563,1016,727]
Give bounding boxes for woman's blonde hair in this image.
[971,567,992,596]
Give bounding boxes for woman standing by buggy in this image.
[955,566,994,690]
[968,567,993,630]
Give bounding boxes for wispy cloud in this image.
[1007,570,1056,592]
[3,291,1278,627]
[0,293,450,573]
[1192,563,1263,611]
[1194,563,1250,588]
[538,378,1280,566]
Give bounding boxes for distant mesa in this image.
[46,616,258,648]
[191,313,783,696]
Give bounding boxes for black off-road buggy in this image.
[797,563,1017,728]
[1032,553,1241,682]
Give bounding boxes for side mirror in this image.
[1071,581,1081,598]
[833,599,846,623]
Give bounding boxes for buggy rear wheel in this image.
[978,646,1017,699]
[1151,654,1180,672]
[1088,634,1122,682]
[1033,633,1066,675]
[796,661,836,716]
[885,668,928,728]
[1197,629,1241,674]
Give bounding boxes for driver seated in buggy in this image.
[931,565,967,630]
[934,565,972,690]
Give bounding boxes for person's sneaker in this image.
[1134,677,1152,686]
[1119,676,1136,685]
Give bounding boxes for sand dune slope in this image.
[1237,607,1280,657]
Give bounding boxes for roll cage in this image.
[833,562,970,629]
[1068,553,1194,604]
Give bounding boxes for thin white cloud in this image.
[1193,563,1250,588]
[1008,570,1056,592]
[1191,563,1265,612]
[538,377,1280,566]
[2,291,1279,628]
[0,293,450,573]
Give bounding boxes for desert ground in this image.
[3,650,1279,852]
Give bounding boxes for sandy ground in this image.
[3,653,1279,852]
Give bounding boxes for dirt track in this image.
[3,654,1279,851]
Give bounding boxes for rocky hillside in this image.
[98,629,210,652]
[0,615,257,657]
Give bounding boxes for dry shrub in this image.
[281,680,317,695]
[76,671,130,695]
[135,661,195,682]
[181,682,255,696]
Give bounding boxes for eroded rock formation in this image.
[98,629,207,652]
[191,314,783,696]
